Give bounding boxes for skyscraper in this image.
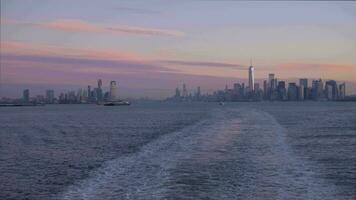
[175,87,181,99]
[23,89,30,103]
[248,64,254,92]
[98,79,102,89]
[196,86,201,99]
[87,85,91,99]
[312,79,324,100]
[182,83,188,98]
[277,81,287,100]
[263,80,267,99]
[268,74,275,84]
[97,79,103,101]
[339,83,346,100]
[325,80,338,100]
[46,90,55,104]
[110,81,117,101]
[299,78,308,100]
[288,83,298,101]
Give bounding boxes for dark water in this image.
[0,102,355,199]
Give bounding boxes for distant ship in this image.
[103,101,130,106]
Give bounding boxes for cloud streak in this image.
[277,63,356,73]
[3,18,184,37]
[113,6,161,14]
[159,60,248,70]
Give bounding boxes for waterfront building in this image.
[97,79,103,101]
[110,81,117,101]
[299,78,308,99]
[312,79,324,100]
[277,81,287,100]
[339,83,346,100]
[288,83,298,101]
[87,85,91,100]
[45,90,55,104]
[298,85,304,101]
[23,89,30,103]
[325,80,338,100]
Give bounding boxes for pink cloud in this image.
[2,41,143,61]
[35,20,103,33]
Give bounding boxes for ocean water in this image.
[0,102,355,200]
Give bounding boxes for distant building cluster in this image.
[167,64,348,102]
[0,79,119,104]
[58,80,118,104]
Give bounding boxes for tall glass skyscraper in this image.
[248,65,254,92]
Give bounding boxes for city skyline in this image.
[1,1,356,98]
[1,68,352,103]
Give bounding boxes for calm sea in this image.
[0,102,355,199]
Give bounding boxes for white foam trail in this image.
[59,108,338,200]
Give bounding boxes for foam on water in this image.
[60,108,338,200]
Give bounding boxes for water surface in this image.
[0,102,355,199]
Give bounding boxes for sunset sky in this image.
[1,0,356,98]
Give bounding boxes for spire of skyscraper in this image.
[248,60,255,92]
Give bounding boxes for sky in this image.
[1,0,356,98]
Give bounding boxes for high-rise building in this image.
[182,83,188,98]
[268,74,275,90]
[263,80,267,99]
[23,89,30,103]
[298,85,304,100]
[325,80,338,100]
[299,78,308,99]
[312,79,324,100]
[109,81,117,101]
[97,79,103,101]
[98,79,102,89]
[175,87,181,98]
[254,83,260,91]
[46,90,55,104]
[288,83,298,101]
[277,81,287,100]
[339,83,346,100]
[268,74,275,83]
[196,86,201,99]
[87,85,91,99]
[248,65,254,92]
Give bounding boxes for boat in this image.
[103,101,130,106]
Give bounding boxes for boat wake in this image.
[60,108,337,200]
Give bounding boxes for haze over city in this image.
[1,0,356,99]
